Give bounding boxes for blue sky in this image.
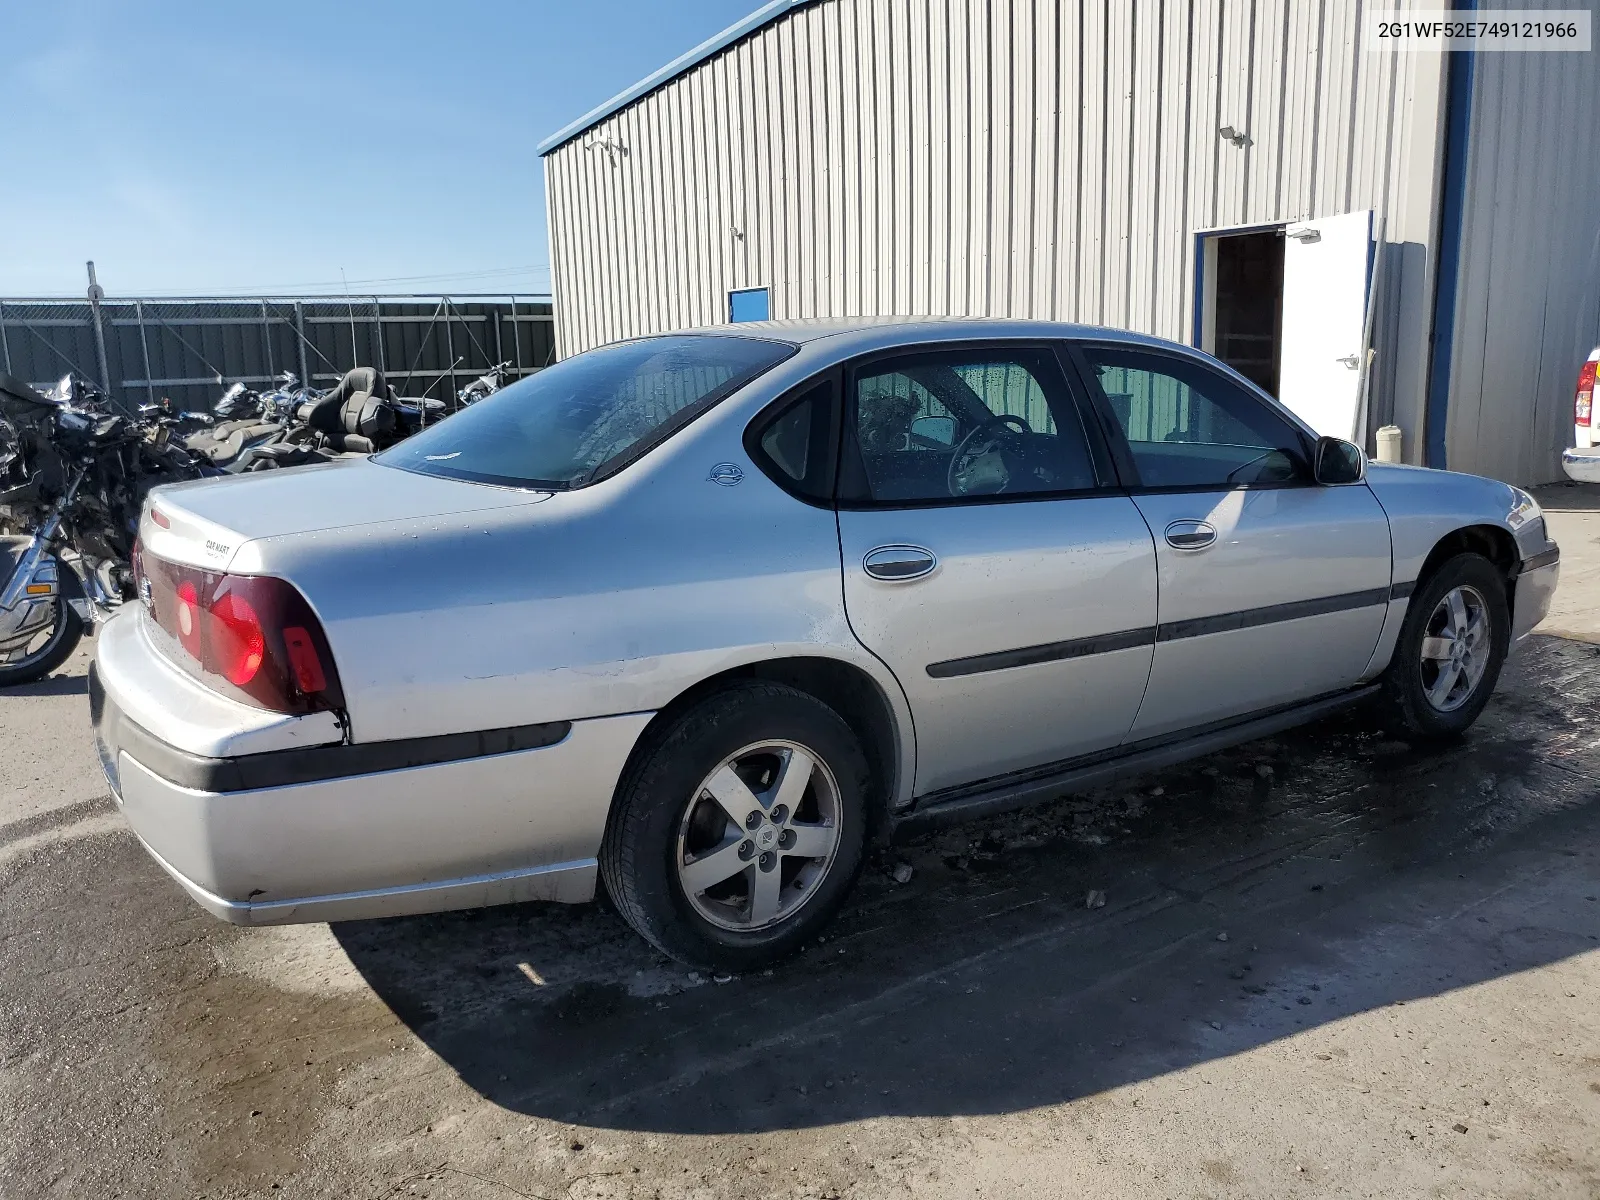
[0,0,756,298]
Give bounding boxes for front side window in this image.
[841,348,1099,504]
[1080,346,1310,489]
[378,334,795,489]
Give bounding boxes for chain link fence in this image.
[0,294,555,415]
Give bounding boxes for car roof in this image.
[671,315,1192,354]
[655,315,1325,448]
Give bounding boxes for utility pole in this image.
[86,261,113,400]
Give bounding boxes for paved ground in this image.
[3,486,1598,1199]
[1535,481,1600,642]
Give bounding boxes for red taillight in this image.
[149,507,171,529]
[282,626,328,693]
[1576,358,1596,427]
[175,580,201,658]
[138,554,342,714]
[209,590,266,686]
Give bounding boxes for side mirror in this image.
[910,414,956,447]
[1313,435,1365,485]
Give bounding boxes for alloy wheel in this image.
[1418,584,1491,713]
[675,739,842,932]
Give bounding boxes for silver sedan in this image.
[91,319,1560,970]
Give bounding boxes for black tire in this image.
[600,681,871,972]
[0,594,84,687]
[1380,552,1510,739]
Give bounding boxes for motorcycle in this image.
[0,372,207,685]
[138,395,217,438]
[241,366,422,468]
[457,360,513,406]
[370,361,510,436]
[182,372,321,473]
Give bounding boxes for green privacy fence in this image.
[0,294,554,415]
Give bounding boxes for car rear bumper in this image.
[89,661,653,925]
[1563,447,1600,484]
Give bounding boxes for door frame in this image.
[1195,215,1384,445]
[1190,220,1289,355]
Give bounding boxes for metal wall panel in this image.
[1444,28,1600,484]
[546,0,1450,459]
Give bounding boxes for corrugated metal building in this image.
[540,0,1600,483]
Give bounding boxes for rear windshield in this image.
[376,334,796,489]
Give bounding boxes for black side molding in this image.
[925,584,1398,680]
[90,666,570,794]
[1155,588,1391,642]
[891,684,1380,838]
[1521,546,1560,573]
[927,626,1157,679]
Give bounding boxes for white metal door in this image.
[1277,210,1374,440]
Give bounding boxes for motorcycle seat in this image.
[241,442,336,471]
[303,367,396,453]
[190,420,279,465]
[0,373,51,408]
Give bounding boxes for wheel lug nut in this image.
[759,852,776,871]
[738,840,754,859]
[770,804,788,825]
[745,811,762,831]
[779,828,796,849]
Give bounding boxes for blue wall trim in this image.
[538,1,818,156]
[1423,0,1478,469]
[1191,232,1206,347]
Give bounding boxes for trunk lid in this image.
[138,457,552,571]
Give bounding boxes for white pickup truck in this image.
[1565,345,1600,483]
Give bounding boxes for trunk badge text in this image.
[204,540,231,558]
[708,463,744,487]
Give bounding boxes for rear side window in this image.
[1079,345,1310,489]
[747,381,837,504]
[378,334,796,489]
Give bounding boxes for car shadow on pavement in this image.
[8,668,88,698]
[333,635,1600,1135]
[1532,480,1600,512]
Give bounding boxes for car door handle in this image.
[1164,520,1217,551]
[862,545,938,581]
